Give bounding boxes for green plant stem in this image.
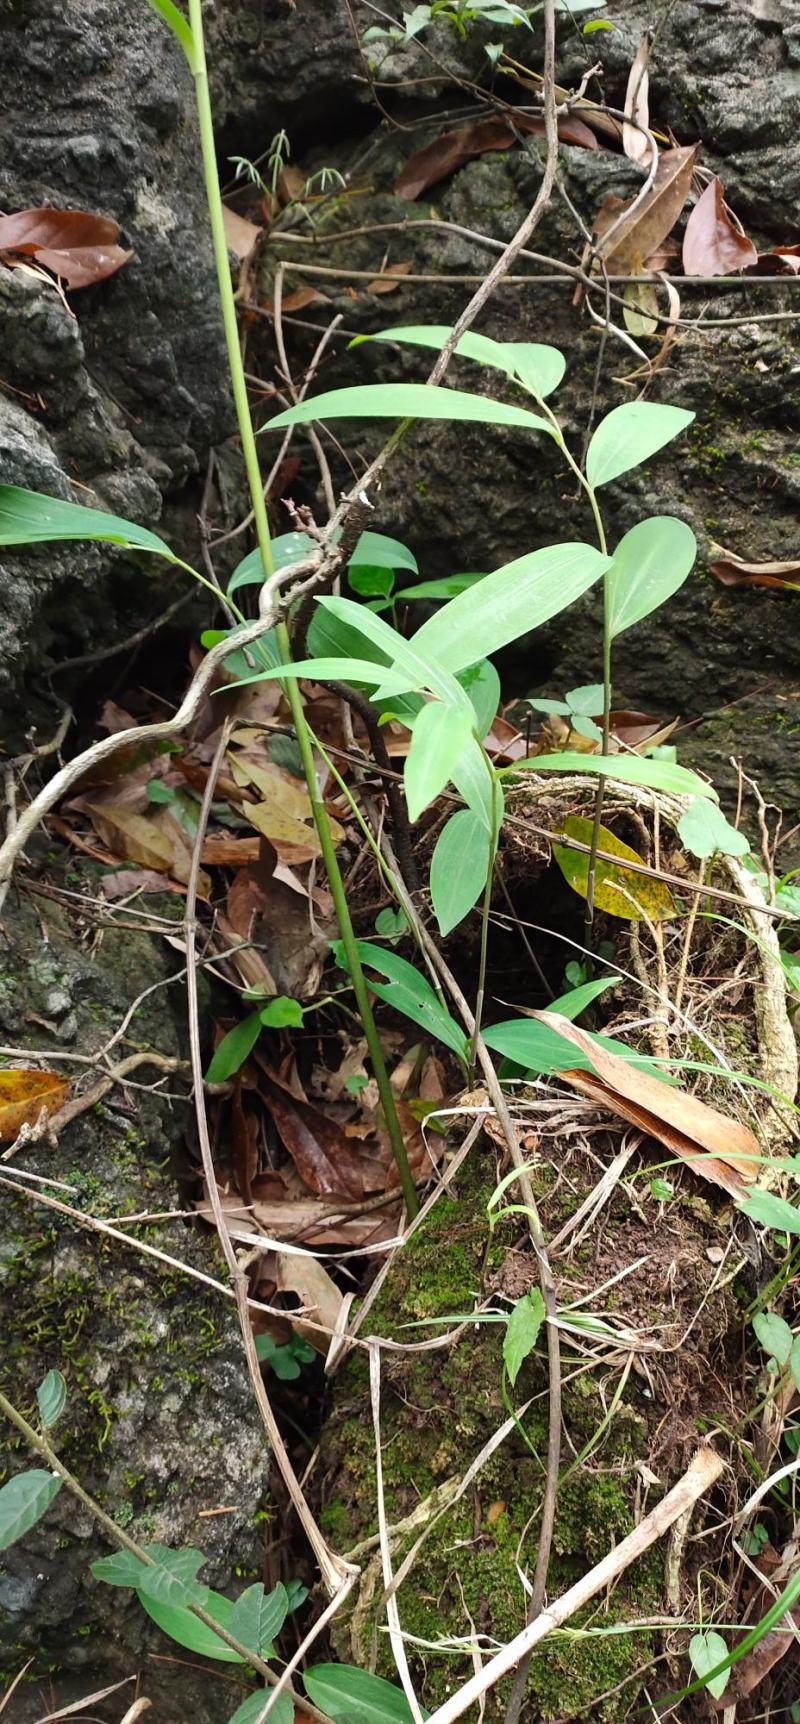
[185,0,417,1217]
[535,400,611,952]
[468,762,500,1076]
[0,1387,276,1680]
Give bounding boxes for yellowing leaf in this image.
[84,802,176,871]
[554,815,676,921]
[0,1069,70,1141]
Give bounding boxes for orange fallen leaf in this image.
[366,261,413,294]
[539,1012,761,1199]
[0,1070,71,1141]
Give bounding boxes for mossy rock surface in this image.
[0,891,270,1723]
[317,1147,740,1720]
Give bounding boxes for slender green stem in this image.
[277,631,419,1217]
[469,760,500,1076]
[185,0,417,1215]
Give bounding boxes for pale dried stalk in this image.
[424,1447,724,1724]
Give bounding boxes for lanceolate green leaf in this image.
[405,700,475,820]
[511,752,718,800]
[138,1587,244,1662]
[228,530,316,595]
[606,516,697,637]
[585,403,694,488]
[145,0,196,67]
[738,1189,800,1235]
[265,384,554,437]
[205,1012,262,1084]
[304,1663,426,1723]
[430,809,493,935]
[395,573,486,602]
[0,1470,61,1552]
[351,325,566,399]
[333,941,467,1061]
[452,735,504,832]
[0,485,175,558]
[228,657,422,698]
[316,596,469,709]
[36,1369,67,1429]
[482,1018,597,1074]
[350,531,418,574]
[412,542,610,673]
[503,1289,546,1385]
[459,658,500,739]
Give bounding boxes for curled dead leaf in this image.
[594,144,698,277]
[709,548,800,592]
[0,206,132,287]
[0,1069,71,1142]
[682,177,757,276]
[395,110,596,200]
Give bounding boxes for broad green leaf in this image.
[405,701,474,820]
[260,997,304,1029]
[502,342,566,398]
[228,531,316,596]
[689,1630,729,1701]
[228,1692,294,1724]
[36,1369,67,1429]
[145,0,196,66]
[229,1581,289,1656]
[738,1190,800,1235]
[554,815,676,922]
[349,566,394,599]
[229,657,422,698]
[306,603,390,670]
[350,531,418,574]
[92,1549,149,1587]
[606,516,697,638]
[395,574,486,602]
[544,978,615,1019]
[265,384,554,437]
[430,809,492,935]
[752,1311,793,1367]
[513,752,718,800]
[200,623,281,682]
[205,1013,262,1084]
[482,1017,597,1073]
[678,799,749,860]
[304,1664,425,1723]
[316,596,469,710]
[0,1470,62,1552]
[137,1547,208,1608]
[585,403,694,488]
[565,683,604,716]
[0,485,174,558]
[333,941,467,1061]
[375,906,409,942]
[139,1587,243,1662]
[451,735,504,832]
[351,325,565,399]
[503,1288,546,1385]
[459,658,501,739]
[412,543,610,674]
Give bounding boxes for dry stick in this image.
[378,830,563,1683]
[369,1341,425,1724]
[0,562,320,914]
[182,720,357,1598]
[423,1446,724,1724]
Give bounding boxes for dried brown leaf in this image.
[710,548,800,592]
[275,1253,344,1352]
[0,1069,71,1141]
[260,1069,367,1199]
[540,1012,761,1198]
[0,206,132,287]
[222,204,262,261]
[682,177,757,276]
[366,260,413,295]
[395,111,596,200]
[595,144,698,276]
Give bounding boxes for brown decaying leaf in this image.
[230,1078,258,1208]
[622,33,652,166]
[541,1012,761,1199]
[500,63,623,145]
[263,284,329,314]
[749,243,800,276]
[395,110,597,200]
[709,548,800,592]
[275,1254,344,1353]
[260,1068,367,1199]
[366,260,413,295]
[594,144,698,276]
[222,204,262,262]
[0,206,132,287]
[682,177,757,276]
[0,1070,71,1141]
